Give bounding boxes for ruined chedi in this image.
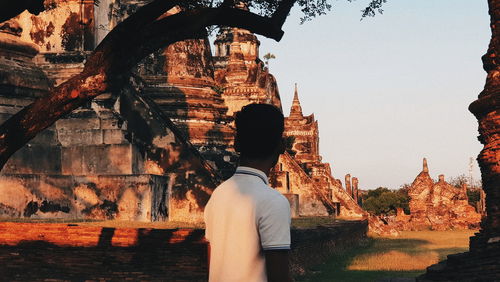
[213,25,282,115]
[0,0,223,223]
[0,1,365,222]
[271,86,365,218]
[395,158,481,231]
[212,25,363,217]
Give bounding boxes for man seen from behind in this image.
[204,103,292,282]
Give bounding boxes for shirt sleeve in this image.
[204,199,211,242]
[258,195,291,251]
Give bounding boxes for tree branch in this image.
[0,0,45,23]
[0,2,296,169]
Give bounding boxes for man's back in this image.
[204,166,291,282]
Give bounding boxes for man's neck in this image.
[239,158,273,176]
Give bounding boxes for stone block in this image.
[103,129,127,144]
[61,145,134,175]
[3,145,62,174]
[30,128,58,144]
[58,129,103,146]
[101,118,124,130]
[56,117,100,130]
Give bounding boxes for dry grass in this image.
[344,230,475,272]
[348,250,439,271]
[397,230,474,250]
[299,229,477,282]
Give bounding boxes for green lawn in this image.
[297,230,476,282]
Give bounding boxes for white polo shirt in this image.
[204,166,291,282]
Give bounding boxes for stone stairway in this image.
[140,75,237,179]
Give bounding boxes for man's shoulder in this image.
[257,185,289,210]
[210,175,287,205]
[263,184,286,199]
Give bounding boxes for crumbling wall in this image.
[0,174,168,221]
[18,0,94,53]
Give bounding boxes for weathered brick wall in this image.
[0,223,209,281]
[0,220,367,280]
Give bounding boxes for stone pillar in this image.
[438,174,445,183]
[423,158,429,173]
[345,174,352,198]
[352,177,359,202]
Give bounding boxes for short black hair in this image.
[235,103,284,159]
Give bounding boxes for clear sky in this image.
[256,0,490,189]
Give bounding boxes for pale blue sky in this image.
[256,0,490,189]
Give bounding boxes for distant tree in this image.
[447,174,483,206]
[448,174,482,190]
[362,187,409,215]
[467,189,481,205]
[448,174,469,188]
[263,52,276,68]
[364,187,390,199]
[399,183,411,191]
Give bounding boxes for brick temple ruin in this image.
[393,158,481,231]
[0,0,364,223]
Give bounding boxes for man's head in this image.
[235,103,285,162]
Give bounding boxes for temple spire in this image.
[423,158,429,173]
[290,83,303,118]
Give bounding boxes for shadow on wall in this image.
[120,82,222,222]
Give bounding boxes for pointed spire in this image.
[225,30,247,83]
[423,158,429,173]
[289,83,303,118]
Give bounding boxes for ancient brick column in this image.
[419,1,500,279]
[352,177,359,202]
[469,0,500,245]
[345,174,352,198]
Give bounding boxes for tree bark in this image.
[0,0,296,170]
[469,0,500,235]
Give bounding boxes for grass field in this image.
[298,230,476,282]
